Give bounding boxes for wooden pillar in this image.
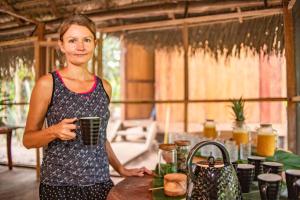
[34,23,45,181]
[293,0,300,154]
[283,1,297,153]
[97,33,103,77]
[182,24,189,132]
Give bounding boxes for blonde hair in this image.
[59,14,96,41]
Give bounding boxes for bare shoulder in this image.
[35,74,53,91]
[101,78,112,100]
[32,74,53,101]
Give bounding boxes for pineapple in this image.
[230,97,245,122]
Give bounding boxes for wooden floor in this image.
[0,166,39,200]
[0,146,158,200]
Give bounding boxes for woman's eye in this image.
[84,38,91,43]
[68,39,76,43]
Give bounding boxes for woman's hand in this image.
[50,118,77,140]
[119,166,153,177]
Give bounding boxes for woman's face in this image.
[59,24,95,66]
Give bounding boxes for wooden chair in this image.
[0,126,13,170]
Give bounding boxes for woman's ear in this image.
[58,40,65,54]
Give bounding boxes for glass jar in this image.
[232,121,250,146]
[175,140,191,173]
[203,119,217,139]
[232,121,252,160]
[256,124,277,157]
[158,144,177,177]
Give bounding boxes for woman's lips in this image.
[74,53,87,56]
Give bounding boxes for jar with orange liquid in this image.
[232,121,251,160]
[232,121,250,146]
[203,119,218,139]
[256,124,277,157]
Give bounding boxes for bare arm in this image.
[23,74,76,149]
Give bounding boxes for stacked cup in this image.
[247,156,266,181]
[236,164,255,193]
[78,117,101,146]
[257,173,282,200]
[285,169,300,200]
[262,162,283,176]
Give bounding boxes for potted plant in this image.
[230,97,245,127]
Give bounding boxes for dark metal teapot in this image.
[186,141,242,200]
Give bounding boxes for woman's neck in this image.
[60,64,92,81]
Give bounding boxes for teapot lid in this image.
[196,156,224,168]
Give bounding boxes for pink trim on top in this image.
[56,70,97,94]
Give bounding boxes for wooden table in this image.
[107,175,154,200]
[0,126,13,169]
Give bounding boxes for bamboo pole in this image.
[1,97,288,106]
[283,1,296,153]
[110,97,288,104]
[182,24,189,132]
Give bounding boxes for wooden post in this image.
[182,24,189,132]
[34,23,45,181]
[293,0,300,154]
[97,33,103,77]
[283,1,297,153]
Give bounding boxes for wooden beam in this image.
[98,8,283,33]
[283,0,297,153]
[47,0,61,18]
[1,97,289,106]
[0,8,39,24]
[182,24,189,132]
[0,36,37,47]
[110,97,288,104]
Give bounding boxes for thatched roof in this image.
[123,14,284,55]
[0,0,284,41]
[0,0,287,78]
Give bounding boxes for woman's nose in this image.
[76,41,85,50]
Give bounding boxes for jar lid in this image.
[159,144,176,151]
[175,140,191,146]
[260,123,272,128]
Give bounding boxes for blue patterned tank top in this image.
[41,71,110,186]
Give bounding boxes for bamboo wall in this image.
[122,43,155,119]
[154,46,286,131]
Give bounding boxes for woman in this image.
[23,14,152,200]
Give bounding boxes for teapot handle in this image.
[186,140,231,182]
